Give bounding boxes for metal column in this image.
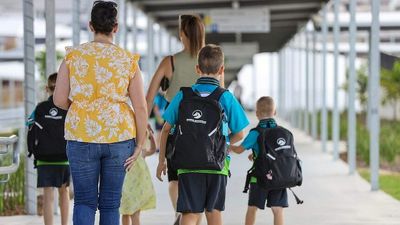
[116,0,125,46]
[278,51,283,114]
[333,0,340,160]
[147,17,155,85]
[321,5,328,152]
[72,0,80,46]
[348,0,357,174]
[312,30,318,140]
[168,34,173,54]
[132,3,137,53]
[305,30,310,134]
[369,0,380,191]
[269,53,274,97]
[158,27,163,65]
[281,49,286,118]
[23,0,37,215]
[123,0,128,49]
[290,46,296,126]
[0,80,2,109]
[9,81,16,108]
[45,0,59,213]
[45,0,56,77]
[297,35,303,129]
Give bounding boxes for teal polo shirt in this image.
[163,77,249,176]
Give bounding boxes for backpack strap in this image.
[206,87,227,101]
[243,166,254,193]
[180,87,197,99]
[289,188,304,204]
[243,126,266,193]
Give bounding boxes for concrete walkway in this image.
[1,114,400,225]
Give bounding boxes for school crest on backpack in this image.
[169,87,227,170]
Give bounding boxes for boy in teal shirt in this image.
[230,96,288,225]
[157,44,249,225]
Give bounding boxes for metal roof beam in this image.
[143,2,321,14]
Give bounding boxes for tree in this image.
[35,51,64,81]
[342,64,369,113]
[381,60,400,120]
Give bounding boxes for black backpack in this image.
[27,96,67,165]
[243,126,304,204]
[169,87,227,170]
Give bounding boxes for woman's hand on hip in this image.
[124,146,142,172]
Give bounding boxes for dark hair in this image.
[180,14,205,57]
[197,44,224,75]
[47,73,57,92]
[91,1,118,35]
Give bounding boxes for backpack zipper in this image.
[208,127,218,137]
[267,153,276,160]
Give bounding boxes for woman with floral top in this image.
[54,1,147,225]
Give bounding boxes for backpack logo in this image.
[49,108,58,117]
[192,110,203,119]
[277,138,286,146]
[45,108,62,120]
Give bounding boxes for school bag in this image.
[169,87,227,170]
[27,96,67,165]
[243,126,304,204]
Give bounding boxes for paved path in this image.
[1,114,400,225]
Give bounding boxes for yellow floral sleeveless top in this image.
[64,42,139,143]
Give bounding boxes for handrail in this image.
[0,135,19,183]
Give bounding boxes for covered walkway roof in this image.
[134,0,328,52]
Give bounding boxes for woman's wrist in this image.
[159,155,166,163]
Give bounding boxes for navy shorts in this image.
[167,159,178,182]
[177,173,227,213]
[37,165,70,188]
[248,183,288,209]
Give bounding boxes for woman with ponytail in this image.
[146,14,222,225]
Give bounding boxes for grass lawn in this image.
[359,169,400,201]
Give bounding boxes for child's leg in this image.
[58,184,70,225]
[245,206,258,225]
[247,184,268,225]
[266,189,288,225]
[43,187,54,225]
[131,210,141,225]
[196,214,202,225]
[271,207,284,225]
[181,213,201,225]
[205,210,222,225]
[169,180,181,223]
[122,215,131,225]
[169,180,179,210]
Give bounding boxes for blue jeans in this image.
[67,139,135,225]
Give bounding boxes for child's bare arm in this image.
[248,153,254,161]
[229,145,245,154]
[156,123,171,181]
[229,130,244,145]
[143,132,157,157]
